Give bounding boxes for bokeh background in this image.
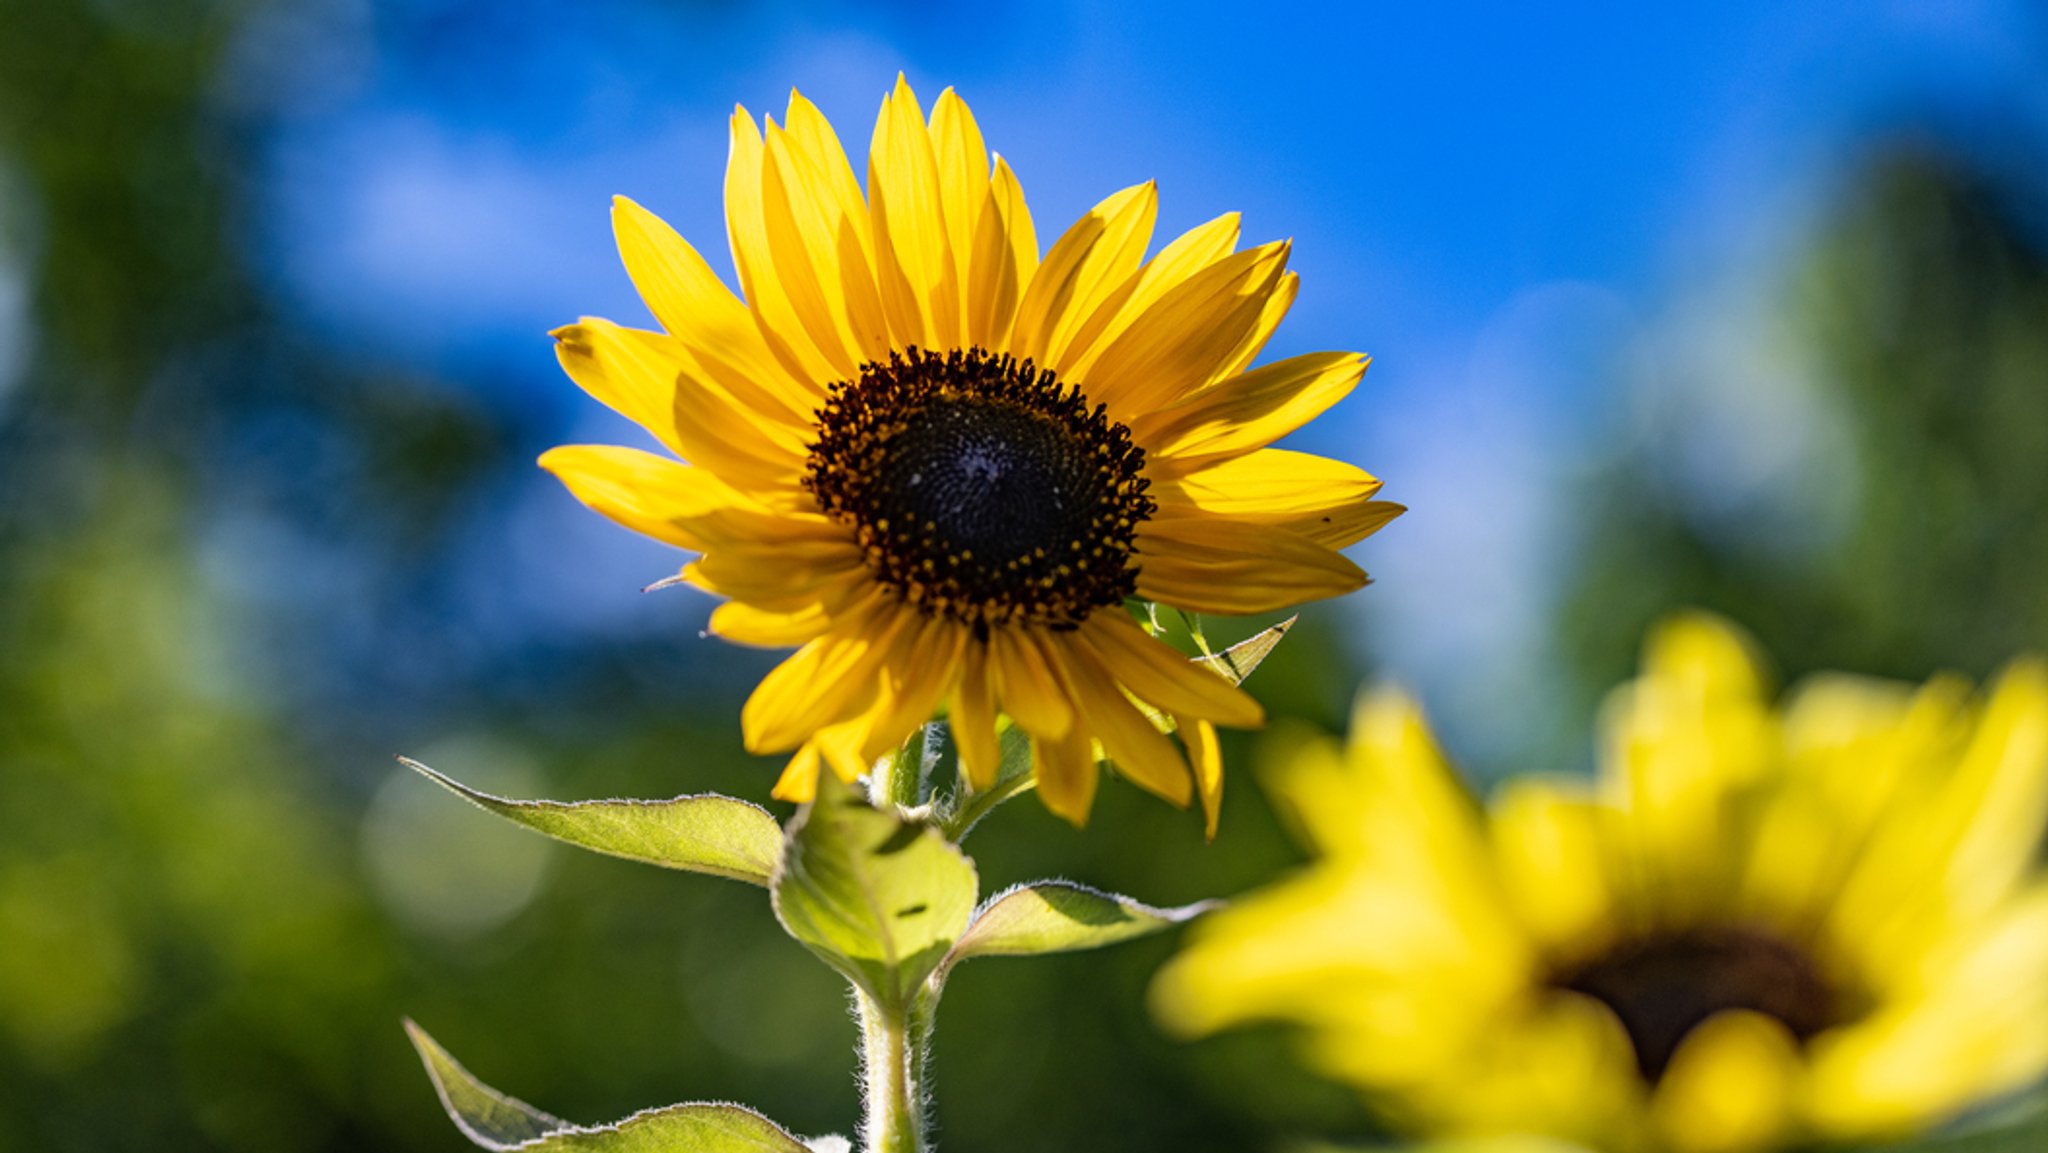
[3,1,2047,1150]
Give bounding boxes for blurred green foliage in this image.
[1560,137,2048,708]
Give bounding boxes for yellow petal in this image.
[1808,885,2048,1138]
[539,444,751,551]
[929,87,988,336]
[740,597,910,752]
[551,319,808,493]
[770,742,824,802]
[1135,514,1367,615]
[1154,449,1398,550]
[1075,611,1263,728]
[759,122,866,379]
[726,106,840,388]
[1651,1011,1801,1153]
[683,542,867,606]
[609,196,816,423]
[1134,351,1368,463]
[989,627,1073,739]
[864,615,969,762]
[1488,776,1615,957]
[867,75,960,351]
[1032,722,1099,826]
[1058,211,1241,380]
[1083,240,1291,414]
[1598,612,1775,923]
[1057,640,1193,807]
[951,643,1002,790]
[1181,715,1224,841]
[1010,183,1156,367]
[781,90,891,364]
[966,156,1036,349]
[707,599,834,648]
[1207,267,1299,385]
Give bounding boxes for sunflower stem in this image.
[856,987,933,1153]
[939,771,1038,842]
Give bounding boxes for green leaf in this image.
[940,881,1214,973]
[771,773,978,1009]
[405,1019,808,1152]
[400,757,782,886]
[1193,615,1296,685]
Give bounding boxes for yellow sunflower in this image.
[539,78,1399,825]
[1154,614,2048,1152]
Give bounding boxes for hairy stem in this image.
[857,989,933,1153]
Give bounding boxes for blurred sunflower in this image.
[1154,614,2048,1152]
[541,78,1398,825]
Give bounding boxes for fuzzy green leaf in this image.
[405,1019,808,1152]
[771,773,977,1009]
[400,758,782,886]
[941,881,1213,973]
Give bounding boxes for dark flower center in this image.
[1552,927,1839,1082]
[804,347,1154,632]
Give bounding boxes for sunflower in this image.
[539,78,1398,826]
[1154,614,2048,1152]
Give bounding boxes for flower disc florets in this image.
[1553,927,1839,1081]
[805,347,1155,633]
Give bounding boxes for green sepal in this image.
[1194,615,1295,685]
[939,881,1213,975]
[400,758,782,886]
[771,773,977,1011]
[404,1019,809,1152]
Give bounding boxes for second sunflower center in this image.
[1552,927,1840,1083]
[805,347,1155,632]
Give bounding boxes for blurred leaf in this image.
[771,773,977,1009]
[400,757,782,886]
[940,881,1214,973]
[1195,616,1297,685]
[406,1019,808,1152]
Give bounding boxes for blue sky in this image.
[249,0,2047,766]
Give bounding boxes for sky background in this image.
[243,0,2048,770]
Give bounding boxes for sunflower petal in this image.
[760,123,866,379]
[1136,515,1367,615]
[1135,351,1368,464]
[990,627,1074,739]
[741,600,911,753]
[1084,241,1291,414]
[930,88,988,332]
[1182,716,1225,840]
[869,75,961,351]
[1032,723,1099,826]
[952,644,1002,790]
[1077,612,1264,728]
[1208,268,1300,384]
[539,444,755,551]
[1060,212,1242,380]
[1012,183,1156,368]
[708,599,835,648]
[552,319,808,491]
[1058,642,1194,807]
[1156,449,1401,550]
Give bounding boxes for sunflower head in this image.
[1154,613,2048,1152]
[539,78,1399,828]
